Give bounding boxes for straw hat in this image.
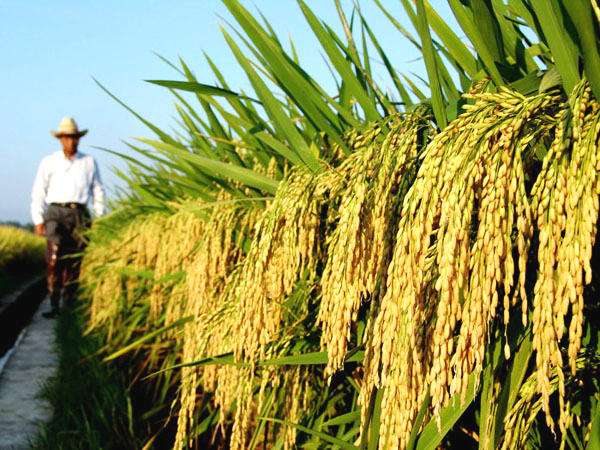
[51,117,88,138]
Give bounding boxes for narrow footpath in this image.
[0,296,57,449]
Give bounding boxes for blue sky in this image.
[0,0,454,223]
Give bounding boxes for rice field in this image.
[0,225,45,274]
[79,1,600,449]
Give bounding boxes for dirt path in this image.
[0,297,57,449]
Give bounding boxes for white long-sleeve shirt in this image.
[31,151,105,225]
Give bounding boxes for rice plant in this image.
[0,225,45,273]
[79,1,600,449]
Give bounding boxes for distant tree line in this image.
[0,221,34,232]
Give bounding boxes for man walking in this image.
[31,117,105,318]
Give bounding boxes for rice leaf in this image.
[415,372,479,450]
[103,316,192,362]
[359,15,413,108]
[146,79,260,103]
[414,0,447,128]
[297,0,381,121]
[529,0,580,94]
[221,28,323,173]
[470,0,505,63]
[492,332,533,447]
[588,403,600,450]
[258,417,360,450]
[562,0,600,100]
[137,138,280,194]
[367,388,382,450]
[447,0,504,84]
[407,393,431,450]
[222,0,357,145]
[322,411,360,427]
[423,0,478,78]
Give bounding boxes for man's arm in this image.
[31,158,48,235]
[91,159,106,218]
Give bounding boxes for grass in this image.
[32,308,143,450]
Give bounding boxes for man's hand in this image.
[35,223,45,236]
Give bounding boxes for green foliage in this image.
[33,309,143,450]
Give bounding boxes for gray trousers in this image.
[43,204,90,309]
